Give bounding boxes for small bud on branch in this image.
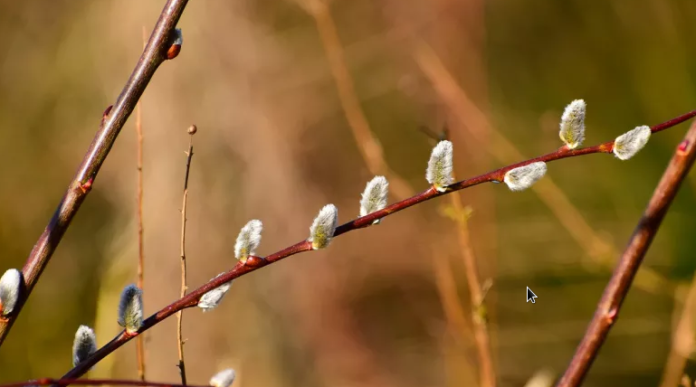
[210,369,236,387]
[117,284,143,333]
[360,176,389,224]
[559,99,586,149]
[72,325,97,367]
[0,269,21,316]
[504,162,548,191]
[234,220,263,263]
[198,273,232,312]
[613,125,651,160]
[426,140,454,192]
[309,204,338,250]
[166,28,183,60]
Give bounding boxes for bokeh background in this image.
[1,1,696,386]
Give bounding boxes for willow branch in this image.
[0,0,189,346]
[62,109,696,380]
[0,378,207,387]
[557,119,696,387]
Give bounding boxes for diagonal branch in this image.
[557,119,696,387]
[61,109,696,380]
[0,0,190,346]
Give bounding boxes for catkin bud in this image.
[210,369,236,387]
[309,204,338,250]
[72,325,97,367]
[117,284,143,333]
[360,176,389,224]
[503,162,547,191]
[559,99,586,149]
[234,220,263,263]
[166,28,183,60]
[613,126,651,160]
[0,269,21,316]
[198,273,232,312]
[426,140,454,192]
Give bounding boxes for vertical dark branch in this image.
[0,0,190,346]
[557,121,696,387]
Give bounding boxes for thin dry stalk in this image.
[0,0,190,346]
[61,108,696,380]
[448,190,495,387]
[413,40,676,299]
[176,127,196,385]
[135,24,148,382]
[659,278,696,387]
[557,120,696,387]
[307,3,495,384]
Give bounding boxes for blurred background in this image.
[1,0,696,386]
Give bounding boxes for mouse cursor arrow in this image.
[526,287,538,304]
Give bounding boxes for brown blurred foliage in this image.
[1,1,696,386]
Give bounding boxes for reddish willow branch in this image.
[62,109,696,380]
[0,0,190,346]
[0,378,206,387]
[557,120,696,386]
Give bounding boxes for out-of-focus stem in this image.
[135,26,148,382]
[308,2,495,385]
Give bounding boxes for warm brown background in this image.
[1,1,696,386]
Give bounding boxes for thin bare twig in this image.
[135,25,148,382]
[557,120,696,387]
[61,108,696,380]
[0,0,190,346]
[0,378,207,387]
[176,126,196,385]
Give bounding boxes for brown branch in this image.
[135,25,148,383]
[176,126,196,385]
[0,378,208,387]
[0,0,189,346]
[557,120,696,387]
[59,109,696,380]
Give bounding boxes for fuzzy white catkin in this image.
[117,284,143,333]
[360,176,389,224]
[426,140,454,192]
[0,268,21,316]
[210,369,236,387]
[234,219,263,261]
[72,325,97,367]
[559,99,586,149]
[504,162,548,191]
[309,204,338,250]
[198,273,232,312]
[613,126,651,160]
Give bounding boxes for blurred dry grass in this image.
[1,1,696,386]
